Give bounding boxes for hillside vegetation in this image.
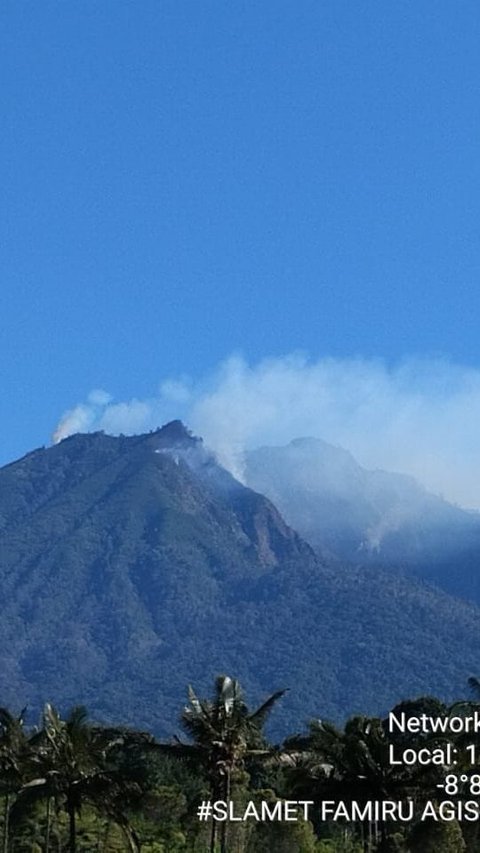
[0,424,478,736]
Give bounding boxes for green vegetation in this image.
[0,676,479,852]
[3,425,480,850]
[2,428,480,739]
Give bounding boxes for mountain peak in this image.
[150,419,198,447]
[49,420,200,456]
[2,427,480,736]
[245,437,480,600]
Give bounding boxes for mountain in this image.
[0,423,480,736]
[245,437,480,601]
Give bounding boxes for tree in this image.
[13,704,142,853]
[161,675,286,853]
[408,817,465,853]
[285,714,422,852]
[0,707,28,853]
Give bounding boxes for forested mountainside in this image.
[245,437,480,601]
[0,422,479,736]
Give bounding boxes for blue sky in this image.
[2,1,480,470]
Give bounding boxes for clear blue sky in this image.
[2,1,480,464]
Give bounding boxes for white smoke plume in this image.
[52,354,480,508]
[52,390,113,444]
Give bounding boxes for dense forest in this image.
[0,675,479,853]
[3,428,480,737]
[3,427,480,852]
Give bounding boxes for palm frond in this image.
[249,689,288,726]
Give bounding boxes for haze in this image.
[53,353,480,510]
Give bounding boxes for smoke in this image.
[52,390,113,444]
[52,354,480,508]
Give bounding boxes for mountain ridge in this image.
[0,423,479,736]
[245,435,480,600]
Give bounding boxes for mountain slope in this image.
[245,437,480,601]
[0,424,479,736]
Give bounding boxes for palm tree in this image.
[285,713,422,853]
[0,707,28,853]
[162,675,286,853]
[13,704,142,853]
